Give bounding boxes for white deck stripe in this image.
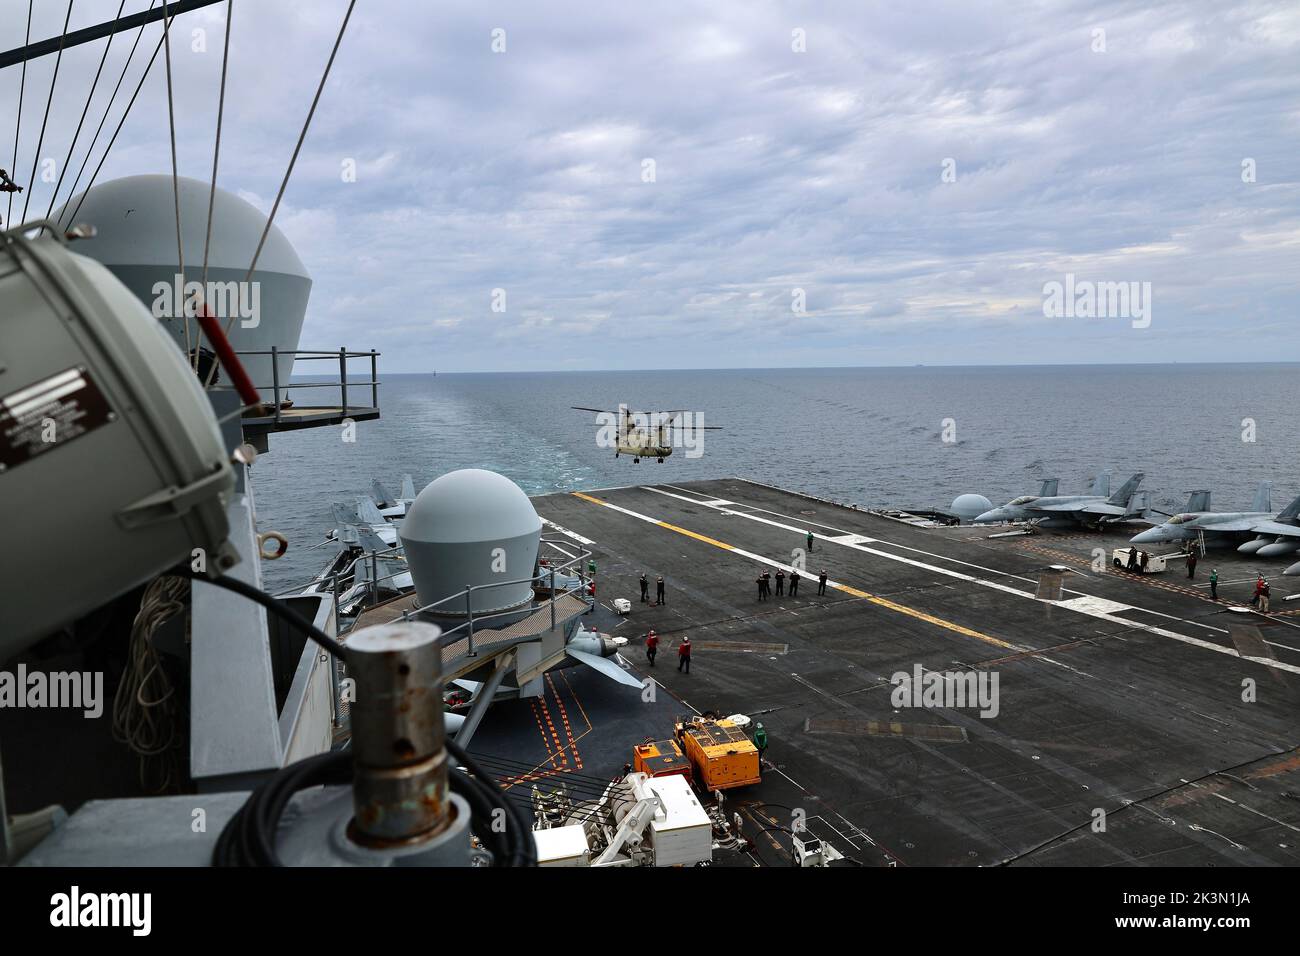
[542,518,595,546]
[641,485,1300,676]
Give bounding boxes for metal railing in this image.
[209,347,381,422]
[280,532,589,731]
[288,535,593,650]
[398,553,592,658]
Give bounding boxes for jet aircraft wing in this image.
[1243,520,1300,538]
[1195,518,1266,533]
[565,647,643,687]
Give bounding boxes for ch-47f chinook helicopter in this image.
[572,405,723,463]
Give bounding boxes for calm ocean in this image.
[254,364,1300,591]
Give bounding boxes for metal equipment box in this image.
[633,738,693,781]
[636,772,712,867]
[533,825,590,866]
[676,717,761,791]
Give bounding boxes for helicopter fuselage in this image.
[616,429,671,462]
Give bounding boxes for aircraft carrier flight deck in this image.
[468,477,1300,867]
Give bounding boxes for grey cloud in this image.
[0,0,1296,369]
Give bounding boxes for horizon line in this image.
[373,359,1300,375]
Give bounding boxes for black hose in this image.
[173,566,350,661]
[447,740,537,867]
[213,746,536,867]
[180,569,536,866]
[212,750,349,866]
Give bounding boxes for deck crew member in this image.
[817,569,828,596]
[655,575,665,605]
[806,530,815,553]
[789,569,800,596]
[1126,549,1138,572]
[677,636,692,673]
[756,574,766,601]
[1209,568,1218,600]
[1251,574,1265,606]
[640,573,649,603]
[1259,579,1271,613]
[1186,550,1198,579]
[1138,551,1149,574]
[754,722,768,771]
[775,568,785,596]
[645,629,659,666]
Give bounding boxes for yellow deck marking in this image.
[571,491,1014,650]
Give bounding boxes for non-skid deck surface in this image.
[512,477,1300,867]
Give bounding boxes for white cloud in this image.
[0,0,1295,369]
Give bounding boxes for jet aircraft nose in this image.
[973,509,1002,524]
[1129,527,1166,544]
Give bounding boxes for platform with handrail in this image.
[215,347,382,444]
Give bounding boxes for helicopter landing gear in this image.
[633,457,640,463]
[657,457,664,463]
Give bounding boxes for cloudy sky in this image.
[2,0,1298,371]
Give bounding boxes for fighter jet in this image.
[974,471,1147,528]
[1129,482,1273,547]
[1172,491,1300,571]
[972,474,1100,524]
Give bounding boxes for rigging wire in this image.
[42,1,125,227]
[468,746,632,786]
[161,3,191,364]
[171,566,351,661]
[0,0,221,69]
[60,11,174,232]
[6,1,33,229]
[55,0,158,232]
[469,752,631,790]
[20,0,74,226]
[201,0,358,391]
[197,0,232,371]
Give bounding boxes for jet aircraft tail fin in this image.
[1106,473,1144,507]
[1250,481,1272,514]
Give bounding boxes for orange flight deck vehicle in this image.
[673,715,761,791]
[632,738,693,782]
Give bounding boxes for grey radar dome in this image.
[950,493,993,522]
[399,469,543,621]
[59,174,311,402]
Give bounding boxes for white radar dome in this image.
[950,494,993,522]
[59,174,311,403]
[399,470,543,620]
